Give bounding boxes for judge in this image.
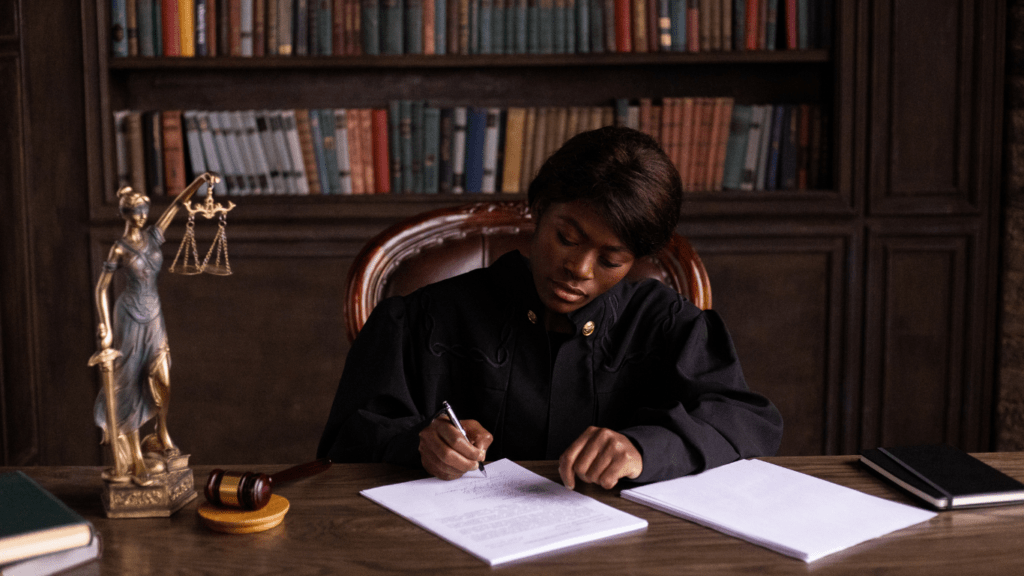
[317,126,783,489]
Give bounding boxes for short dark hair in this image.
[527,126,683,258]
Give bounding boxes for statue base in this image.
[101,453,197,518]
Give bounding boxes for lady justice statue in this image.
[88,172,225,517]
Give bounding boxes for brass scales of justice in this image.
[88,172,237,518]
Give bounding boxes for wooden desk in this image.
[9,454,1024,575]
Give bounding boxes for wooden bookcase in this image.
[0,0,1001,466]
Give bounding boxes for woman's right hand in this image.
[97,323,112,350]
[418,417,493,480]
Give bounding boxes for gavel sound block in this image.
[198,458,331,534]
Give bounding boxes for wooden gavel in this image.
[204,458,332,510]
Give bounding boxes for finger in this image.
[461,420,493,459]
[558,427,598,490]
[434,417,483,461]
[580,443,616,486]
[596,453,633,490]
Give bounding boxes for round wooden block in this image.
[197,494,290,534]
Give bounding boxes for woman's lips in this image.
[551,280,585,303]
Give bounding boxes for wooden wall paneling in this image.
[0,18,37,466]
[87,222,373,466]
[867,0,979,215]
[861,221,992,451]
[687,223,859,456]
[16,1,102,466]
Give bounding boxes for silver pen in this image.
[439,401,487,477]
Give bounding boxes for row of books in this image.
[114,98,829,198]
[112,0,832,58]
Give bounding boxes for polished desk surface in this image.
[8,454,1024,575]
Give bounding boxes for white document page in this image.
[360,459,648,566]
[620,458,936,563]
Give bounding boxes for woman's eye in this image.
[557,231,576,246]
[600,258,623,269]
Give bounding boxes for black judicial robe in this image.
[317,251,783,483]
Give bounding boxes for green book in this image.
[0,471,94,566]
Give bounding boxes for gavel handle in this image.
[268,458,332,487]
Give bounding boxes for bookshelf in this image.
[91,2,848,221]
[0,0,996,467]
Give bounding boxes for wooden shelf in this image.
[107,50,832,71]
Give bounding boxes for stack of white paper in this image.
[361,459,648,566]
[620,458,936,563]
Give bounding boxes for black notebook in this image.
[860,445,1024,510]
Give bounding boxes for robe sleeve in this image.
[619,309,784,483]
[316,297,430,467]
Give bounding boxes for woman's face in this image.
[529,200,635,318]
[124,202,149,229]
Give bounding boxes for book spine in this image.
[160,0,181,55]
[254,0,266,55]
[452,106,468,193]
[721,104,751,190]
[307,108,331,194]
[372,108,392,194]
[294,109,322,194]
[226,111,258,194]
[435,0,447,53]
[334,109,353,193]
[361,0,380,54]
[501,107,525,193]
[254,111,284,194]
[754,104,773,189]
[519,107,536,186]
[720,0,731,51]
[464,107,487,193]
[160,110,187,196]
[268,111,297,194]
[194,112,223,195]
[589,0,604,53]
[481,107,501,193]
[712,97,733,191]
[241,0,255,55]
[423,0,436,54]
[142,111,164,197]
[387,101,402,193]
[411,100,425,193]
[278,111,304,193]
[764,0,776,49]
[405,0,423,53]
[438,108,454,193]
[348,108,366,194]
[739,104,763,191]
[127,0,140,55]
[138,0,157,56]
[382,0,404,53]
[316,0,333,54]
[181,111,207,184]
[359,109,376,193]
[178,0,195,56]
[422,106,440,193]
[399,100,413,193]
[764,104,785,190]
[785,0,797,50]
[614,0,631,52]
[195,0,210,55]
[112,0,129,57]
[780,104,798,190]
[242,110,274,194]
[321,109,344,193]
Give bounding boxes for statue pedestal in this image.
[102,453,197,518]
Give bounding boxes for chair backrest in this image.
[345,201,712,342]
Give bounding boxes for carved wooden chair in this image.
[345,201,712,342]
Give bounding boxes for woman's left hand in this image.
[558,426,643,490]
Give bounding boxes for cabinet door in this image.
[691,225,860,456]
[866,0,1001,216]
[861,221,995,451]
